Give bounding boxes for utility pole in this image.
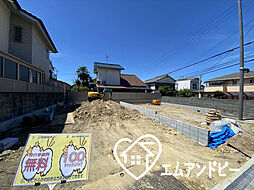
[199,75,202,98]
[238,0,244,120]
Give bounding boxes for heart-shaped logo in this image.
[114,134,162,180]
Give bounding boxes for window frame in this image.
[4,59,17,80]
[14,26,23,43]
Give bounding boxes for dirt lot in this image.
[137,103,254,157]
[136,103,209,129]
[0,101,251,190]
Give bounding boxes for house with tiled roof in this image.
[94,62,148,92]
[204,71,254,93]
[144,74,176,91]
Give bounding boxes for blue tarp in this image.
[208,125,235,149]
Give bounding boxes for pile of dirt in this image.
[73,100,140,122]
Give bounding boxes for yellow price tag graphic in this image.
[13,133,92,186]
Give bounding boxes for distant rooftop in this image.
[94,62,124,73]
[144,74,176,84]
[177,78,199,81]
[205,71,254,83]
[120,74,147,87]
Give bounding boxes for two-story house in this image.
[94,62,148,92]
[204,71,254,93]
[175,78,200,91]
[144,74,176,92]
[0,0,57,85]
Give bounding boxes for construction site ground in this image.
[0,100,253,190]
[136,103,209,129]
[137,103,254,157]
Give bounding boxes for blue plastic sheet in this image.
[208,125,235,149]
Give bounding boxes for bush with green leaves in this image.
[71,85,89,92]
[158,86,177,96]
[178,89,192,97]
[213,91,228,99]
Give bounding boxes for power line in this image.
[187,58,254,78]
[176,52,254,79]
[175,20,254,79]
[138,0,254,77]
[166,40,254,75]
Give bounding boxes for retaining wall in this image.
[120,101,210,146]
[0,104,56,133]
[162,96,254,117]
[0,92,64,122]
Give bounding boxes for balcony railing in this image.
[208,83,254,87]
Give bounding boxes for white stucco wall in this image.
[0,1,10,52]
[176,80,200,91]
[97,68,120,85]
[176,80,191,91]
[32,26,50,83]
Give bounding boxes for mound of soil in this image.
[73,100,140,122]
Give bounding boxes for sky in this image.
[19,0,254,85]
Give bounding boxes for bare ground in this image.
[0,101,251,190]
[136,104,209,129]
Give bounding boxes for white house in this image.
[94,62,124,86]
[94,62,148,92]
[0,0,57,85]
[175,78,200,91]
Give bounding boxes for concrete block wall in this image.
[67,92,161,104]
[68,92,88,104]
[0,104,56,134]
[111,92,161,101]
[162,96,254,117]
[0,92,64,122]
[120,101,157,117]
[161,102,211,114]
[120,101,210,146]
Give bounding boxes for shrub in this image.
[71,85,89,92]
[178,89,192,97]
[158,86,177,96]
[213,91,227,99]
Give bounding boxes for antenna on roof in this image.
[106,53,109,64]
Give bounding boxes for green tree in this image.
[158,86,177,96]
[178,89,192,97]
[71,66,95,92]
[76,66,92,87]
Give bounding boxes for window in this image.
[19,65,29,82]
[250,79,254,83]
[0,56,3,77]
[14,26,22,42]
[193,84,197,89]
[4,59,17,80]
[232,81,237,85]
[37,72,41,84]
[31,69,37,83]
